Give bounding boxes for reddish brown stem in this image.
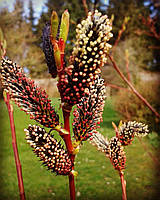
[112,18,129,53]
[4,93,26,200]
[62,109,76,200]
[82,0,88,16]
[112,122,120,138]
[125,50,131,82]
[119,171,127,200]
[105,83,130,92]
[108,54,160,119]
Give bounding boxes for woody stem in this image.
[4,93,26,200]
[62,108,76,200]
[119,171,127,200]
[108,54,160,119]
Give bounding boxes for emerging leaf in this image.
[50,11,59,42]
[59,10,70,43]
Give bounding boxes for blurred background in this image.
[0,0,160,199]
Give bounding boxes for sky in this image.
[0,0,110,23]
[0,0,47,23]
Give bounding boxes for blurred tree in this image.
[0,0,47,78]
[106,0,159,71]
[28,0,36,31]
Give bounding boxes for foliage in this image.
[105,0,159,71]
[0,1,47,78]
[113,80,160,132]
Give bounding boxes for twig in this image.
[108,54,160,119]
[62,108,76,200]
[105,83,130,92]
[112,17,129,54]
[82,0,88,16]
[112,122,120,138]
[119,171,127,200]
[4,93,26,200]
[125,50,131,82]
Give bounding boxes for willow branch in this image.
[119,171,127,200]
[105,82,130,92]
[108,54,160,119]
[82,0,88,16]
[4,93,26,200]
[62,108,76,200]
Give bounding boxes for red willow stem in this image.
[108,54,160,119]
[125,50,131,82]
[62,109,76,200]
[4,93,26,200]
[82,0,88,16]
[105,83,130,92]
[119,171,127,200]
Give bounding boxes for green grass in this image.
[0,98,159,200]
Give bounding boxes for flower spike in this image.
[25,125,72,175]
[90,131,109,155]
[42,23,57,78]
[108,137,126,171]
[73,76,106,142]
[118,121,149,146]
[58,10,112,105]
[0,58,59,128]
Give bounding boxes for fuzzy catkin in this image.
[25,125,72,175]
[58,10,112,105]
[1,58,59,128]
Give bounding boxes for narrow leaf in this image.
[59,10,70,43]
[50,11,59,42]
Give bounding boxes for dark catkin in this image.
[108,137,126,171]
[118,121,149,146]
[58,10,112,106]
[42,23,57,78]
[0,58,59,128]
[25,125,72,175]
[73,76,106,142]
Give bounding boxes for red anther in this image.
[65,88,70,92]
[73,85,77,89]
